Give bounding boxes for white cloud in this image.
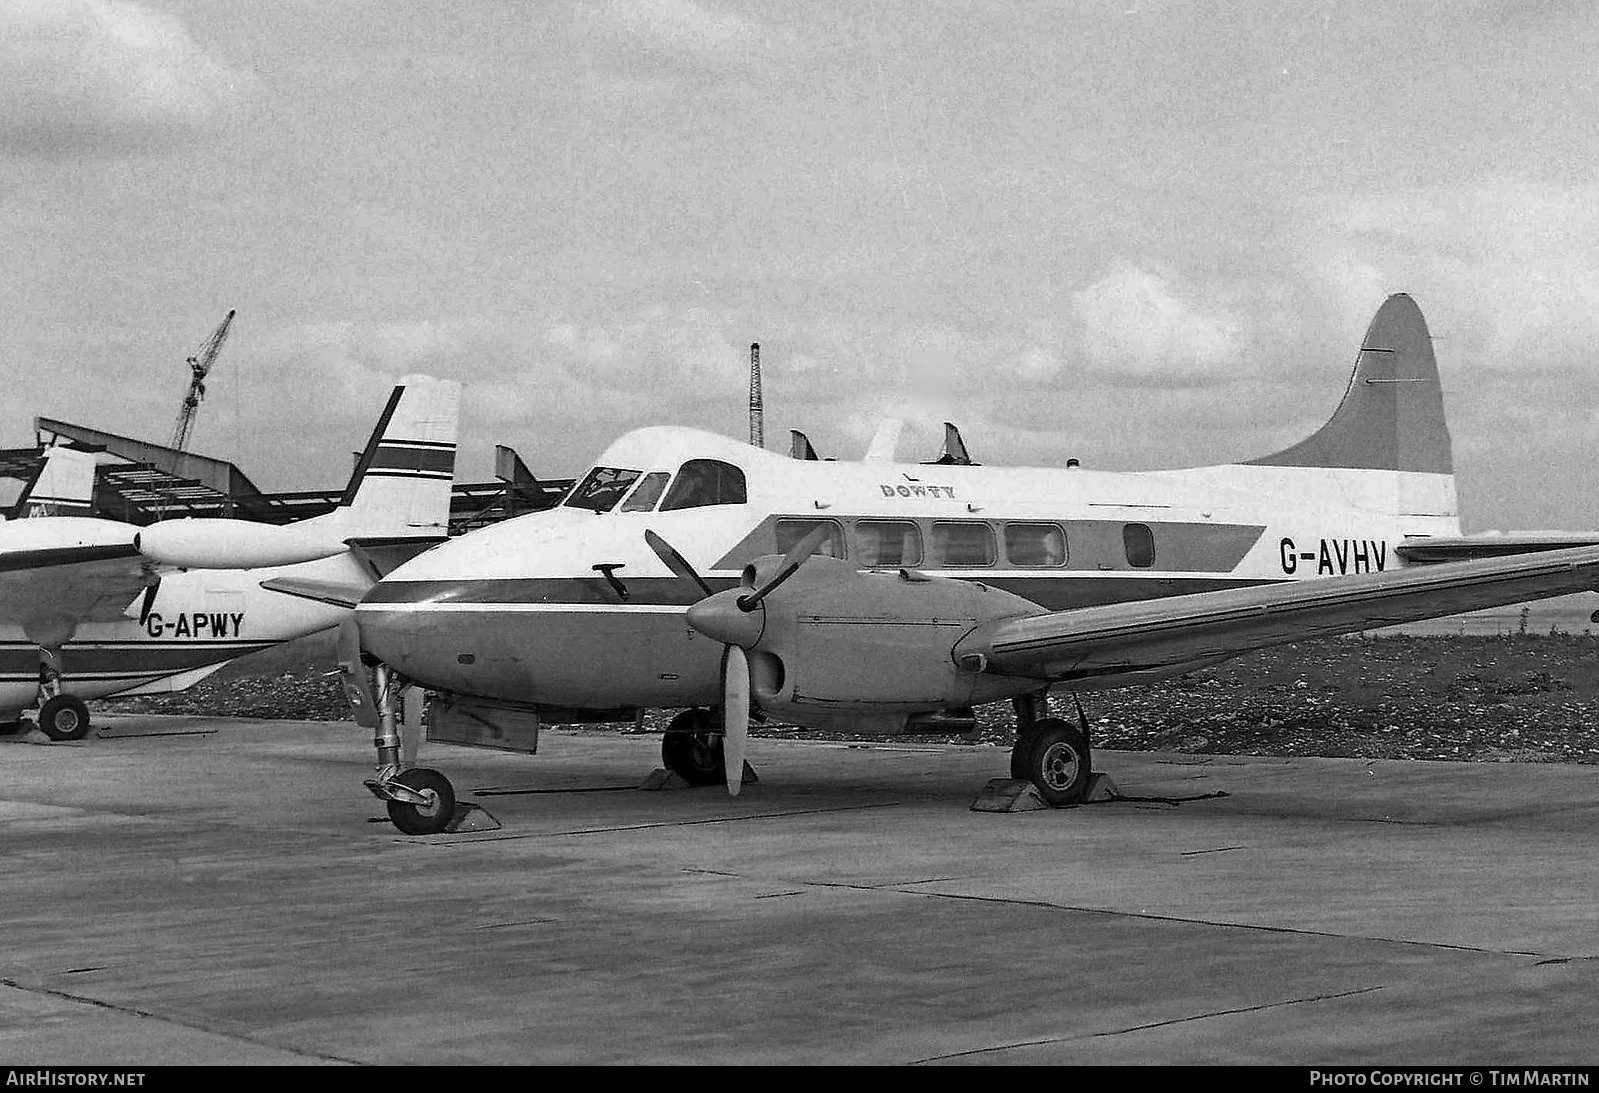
[1299,180,1599,371]
[584,0,763,59]
[1071,262,1246,382]
[0,0,248,158]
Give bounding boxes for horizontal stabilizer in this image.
[259,576,372,609]
[1395,533,1599,564]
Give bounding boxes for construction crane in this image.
[168,309,236,454]
[748,341,764,448]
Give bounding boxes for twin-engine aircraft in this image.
[349,296,1599,834]
[0,375,460,740]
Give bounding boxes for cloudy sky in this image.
[2,0,1596,530]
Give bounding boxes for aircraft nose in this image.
[685,590,765,649]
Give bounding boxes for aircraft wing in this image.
[0,521,150,629]
[0,553,151,628]
[1395,533,1599,563]
[959,545,1599,682]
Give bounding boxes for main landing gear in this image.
[34,646,91,742]
[1009,692,1092,807]
[660,707,726,786]
[361,662,457,835]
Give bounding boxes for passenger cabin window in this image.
[855,520,922,567]
[775,518,845,559]
[659,459,747,511]
[620,471,671,512]
[564,467,642,512]
[1123,523,1155,568]
[1005,522,1067,567]
[931,521,996,567]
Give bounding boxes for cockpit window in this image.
[659,459,747,511]
[620,471,671,513]
[563,467,643,512]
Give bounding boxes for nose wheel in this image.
[357,659,459,835]
[382,767,457,836]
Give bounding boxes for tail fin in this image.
[1248,294,1453,474]
[304,375,461,539]
[13,445,97,517]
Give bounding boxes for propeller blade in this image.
[137,579,160,626]
[722,644,750,796]
[737,525,830,612]
[644,529,713,598]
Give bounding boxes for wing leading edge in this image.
[957,545,1599,682]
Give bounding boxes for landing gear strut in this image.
[361,663,456,835]
[661,707,725,786]
[1009,692,1093,807]
[34,646,90,742]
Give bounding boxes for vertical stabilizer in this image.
[309,375,461,539]
[1248,294,1452,474]
[15,446,97,517]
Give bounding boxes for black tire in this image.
[661,708,725,787]
[1015,717,1091,807]
[386,768,457,835]
[37,695,90,742]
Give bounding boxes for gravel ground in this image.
[97,633,1599,764]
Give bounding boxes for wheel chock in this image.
[969,778,1047,813]
[638,762,760,791]
[444,802,500,833]
[23,728,53,746]
[639,769,693,790]
[1083,772,1120,802]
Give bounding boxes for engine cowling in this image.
[687,557,1048,732]
[136,519,349,569]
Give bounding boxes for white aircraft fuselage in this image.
[357,425,1459,715]
[0,551,364,717]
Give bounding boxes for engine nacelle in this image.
[704,559,1048,730]
[136,519,349,569]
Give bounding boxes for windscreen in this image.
[563,467,643,512]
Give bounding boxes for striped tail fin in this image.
[13,445,97,518]
[303,375,461,539]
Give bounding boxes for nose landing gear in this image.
[352,654,461,836]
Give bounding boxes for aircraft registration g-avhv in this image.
[349,295,1599,834]
[0,375,460,740]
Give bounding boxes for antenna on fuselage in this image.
[748,342,764,449]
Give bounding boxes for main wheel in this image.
[37,695,91,742]
[661,708,725,787]
[1014,717,1092,807]
[386,768,457,835]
